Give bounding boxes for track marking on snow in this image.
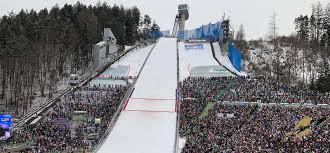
[123,109,176,113]
[124,98,177,112]
[130,98,176,101]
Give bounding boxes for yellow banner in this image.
[285,116,312,139]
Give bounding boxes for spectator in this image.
[179,77,330,152]
[9,84,128,152]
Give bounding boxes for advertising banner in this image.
[0,114,12,140]
[177,22,222,41]
[184,44,204,50]
[228,43,242,72]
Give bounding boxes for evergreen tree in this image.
[140,15,152,39]
[151,22,160,32]
[235,24,248,51]
[315,59,330,93]
[0,2,156,115]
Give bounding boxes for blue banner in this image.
[177,22,222,41]
[149,30,170,39]
[0,114,11,129]
[185,44,204,50]
[0,114,12,140]
[228,43,241,72]
[149,22,222,41]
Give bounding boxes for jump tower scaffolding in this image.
[172,4,189,37]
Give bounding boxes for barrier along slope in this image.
[211,42,240,76]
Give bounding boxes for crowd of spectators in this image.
[180,77,330,104]
[179,77,330,152]
[5,84,127,152]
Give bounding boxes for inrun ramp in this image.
[97,38,178,153]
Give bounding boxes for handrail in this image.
[174,39,180,153]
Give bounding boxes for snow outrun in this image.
[97,38,177,153]
[112,45,154,77]
[179,42,235,81]
[89,45,154,86]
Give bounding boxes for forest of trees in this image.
[244,2,330,93]
[293,2,330,92]
[0,2,157,116]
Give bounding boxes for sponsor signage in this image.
[185,44,204,50]
[0,114,12,140]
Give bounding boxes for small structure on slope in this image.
[92,28,118,70]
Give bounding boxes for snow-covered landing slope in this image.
[179,42,235,81]
[89,45,154,86]
[212,42,241,76]
[97,38,177,153]
[108,45,155,77]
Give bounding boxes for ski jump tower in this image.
[172,4,189,37]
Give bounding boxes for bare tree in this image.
[268,12,279,50]
[268,12,281,83]
[236,24,245,41]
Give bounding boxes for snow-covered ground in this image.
[179,42,235,81]
[212,42,241,76]
[246,41,317,83]
[1,75,71,119]
[178,137,187,152]
[97,38,178,153]
[124,45,134,50]
[98,111,177,153]
[89,45,154,86]
[112,45,154,77]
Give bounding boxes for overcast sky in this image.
[0,0,329,40]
